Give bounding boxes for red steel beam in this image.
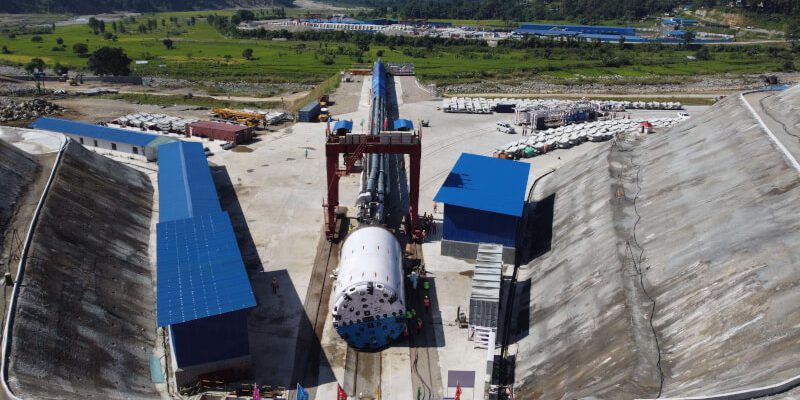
[324,137,422,241]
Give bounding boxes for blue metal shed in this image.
[333,120,353,134]
[156,141,256,374]
[30,117,159,147]
[393,119,414,131]
[434,153,530,261]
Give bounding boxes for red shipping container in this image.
[187,121,253,144]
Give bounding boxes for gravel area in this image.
[144,77,315,97]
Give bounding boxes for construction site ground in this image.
[198,74,709,399]
[0,72,712,399]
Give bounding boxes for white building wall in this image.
[67,133,148,161]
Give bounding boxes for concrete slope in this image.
[761,85,800,135]
[8,142,157,399]
[516,94,800,398]
[0,139,39,250]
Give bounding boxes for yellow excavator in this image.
[210,108,265,127]
[318,107,331,123]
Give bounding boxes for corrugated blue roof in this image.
[518,23,635,36]
[393,119,414,131]
[30,117,159,147]
[158,141,221,223]
[333,120,353,133]
[434,153,530,217]
[156,212,256,326]
[156,140,255,327]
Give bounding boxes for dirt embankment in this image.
[441,73,800,97]
[516,93,800,398]
[0,139,39,254]
[8,142,157,399]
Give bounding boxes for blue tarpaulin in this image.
[393,119,414,131]
[333,120,353,134]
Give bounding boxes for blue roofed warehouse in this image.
[156,141,256,386]
[30,117,177,161]
[434,153,530,263]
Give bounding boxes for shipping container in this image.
[186,121,253,144]
[298,101,321,122]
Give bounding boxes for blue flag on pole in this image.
[297,383,309,400]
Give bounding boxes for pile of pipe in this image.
[112,113,197,133]
[498,116,688,158]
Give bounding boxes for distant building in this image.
[29,117,177,161]
[516,23,636,37]
[434,153,530,263]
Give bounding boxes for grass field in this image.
[0,11,796,88]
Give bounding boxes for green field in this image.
[0,11,796,88]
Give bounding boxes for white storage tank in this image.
[332,226,406,350]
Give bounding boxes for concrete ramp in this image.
[8,142,157,399]
[0,139,39,251]
[515,94,800,398]
[762,85,800,134]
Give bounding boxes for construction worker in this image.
[305,148,308,159]
[271,277,279,294]
[406,310,413,320]
[433,202,438,214]
[423,295,431,313]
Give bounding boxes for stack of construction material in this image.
[498,116,687,158]
[113,113,197,133]
[441,97,683,114]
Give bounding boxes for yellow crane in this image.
[210,108,265,127]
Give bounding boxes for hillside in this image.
[515,91,800,398]
[0,0,294,14]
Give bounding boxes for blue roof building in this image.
[156,141,256,385]
[517,23,636,37]
[30,117,175,161]
[434,153,530,263]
